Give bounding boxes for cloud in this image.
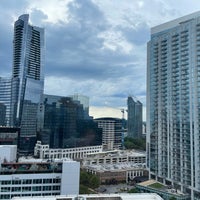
[1,0,200,119]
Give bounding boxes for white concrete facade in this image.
[12,193,164,200]
[0,160,80,200]
[34,141,103,160]
[0,145,17,163]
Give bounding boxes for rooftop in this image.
[84,163,146,172]
[12,193,164,200]
[138,180,186,196]
[151,10,200,34]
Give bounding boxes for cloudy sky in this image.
[0,0,200,120]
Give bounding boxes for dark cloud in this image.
[44,0,141,82]
[118,22,150,45]
[0,0,29,76]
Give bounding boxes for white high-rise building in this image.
[147,11,200,199]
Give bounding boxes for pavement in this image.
[97,183,134,194]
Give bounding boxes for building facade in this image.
[38,94,102,149]
[127,96,143,138]
[34,141,103,160]
[94,118,122,151]
[0,127,19,147]
[82,149,147,184]
[0,160,79,200]
[147,11,200,199]
[11,14,45,154]
[0,77,12,126]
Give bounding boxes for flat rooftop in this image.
[151,10,200,34]
[12,193,164,200]
[84,163,146,172]
[138,180,185,196]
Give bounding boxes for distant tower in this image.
[11,14,45,154]
[94,117,122,151]
[127,96,143,138]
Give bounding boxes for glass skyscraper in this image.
[147,11,200,199]
[127,96,143,138]
[0,77,12,126]
[11,14,45,154]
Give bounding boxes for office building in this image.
[0,159,79,200]
[147,11,200,199]
[11,14,45,154]
[0,127,19,146]
[70,94,90,119]
[39,94,102,148]
[127,96,143,138]
[0,77,12,126]
[94,117,122,151]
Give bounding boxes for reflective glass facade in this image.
[127,96,143,138]
[39,94,102,148]
[11,14,45,154]
[147,11,200,199]
[0,77,12,126]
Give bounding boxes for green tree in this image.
[169,197,177,200]
[128,188,139,193]
[90,174,100,189]
[124,137,146,150]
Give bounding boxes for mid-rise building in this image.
[82,149,147,184]
[127,96,143,138]
[147,11,200,199]
[34,141,103,160]
[94,117,122,151]
[0,127,19,146]
[11,14,45,154]
[38,94,102,148]
[0,159,79,200]
[0,145,17,163]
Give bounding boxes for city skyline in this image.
[0,0,200,119]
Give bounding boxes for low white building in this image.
[82,149,146,166]
[0,145,17,163]
[12,193,164,200]
[0,159,80,200]
[34,141,103,160]
[82,149,147,184]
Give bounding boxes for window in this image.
[22,179,32,184]
[33,179,42,184]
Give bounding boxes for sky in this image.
[0,0,200,120]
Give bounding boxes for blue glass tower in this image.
[127,96,143,139]
[11,14,45,154]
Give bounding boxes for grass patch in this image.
[149,182,165,189]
